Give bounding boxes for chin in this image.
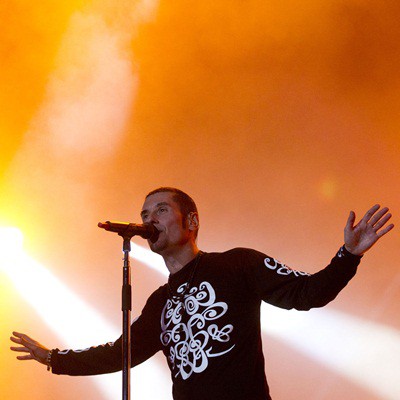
[149,240,166,254]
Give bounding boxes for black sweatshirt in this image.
[51,246,360,400]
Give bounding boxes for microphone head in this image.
[98,221,159,240]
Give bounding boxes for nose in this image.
[148,211,159,224]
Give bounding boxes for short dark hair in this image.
[146,187,198,215]
[145,187,199,237]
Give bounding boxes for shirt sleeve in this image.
[51,287,165,376]
[242,245,361,311]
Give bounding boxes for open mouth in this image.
[149,226,161,243]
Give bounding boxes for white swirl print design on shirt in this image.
[264,257,310,277]
[160,281,235,380]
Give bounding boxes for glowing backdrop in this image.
[1,1,399,399]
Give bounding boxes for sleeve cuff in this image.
[337,245,363,259]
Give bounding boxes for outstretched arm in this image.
[344,204,394,256]
[10,331,51,368]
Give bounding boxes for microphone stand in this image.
[120,234,133,400]
[98,221,157,400]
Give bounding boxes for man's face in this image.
[140,191,192,255]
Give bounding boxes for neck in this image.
[162,242,200,275]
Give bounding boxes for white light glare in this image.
[262,304,400,400]
[2,228,170,400]
[0,227,24,266]
[131,242,168,277]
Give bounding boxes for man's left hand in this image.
[344,204,394,256]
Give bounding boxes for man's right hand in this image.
[10,331,50,366]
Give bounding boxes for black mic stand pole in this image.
[98,221,157,400]
[121,234,133,400]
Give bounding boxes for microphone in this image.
[98,221,159,241]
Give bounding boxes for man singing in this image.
[10,187,394,400]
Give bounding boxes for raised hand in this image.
[10,331,50,366]
[344,204,394,256]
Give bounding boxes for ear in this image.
[187,212,199,232]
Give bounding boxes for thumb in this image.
[345,211,356,231]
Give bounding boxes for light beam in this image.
[2,229,170,400]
